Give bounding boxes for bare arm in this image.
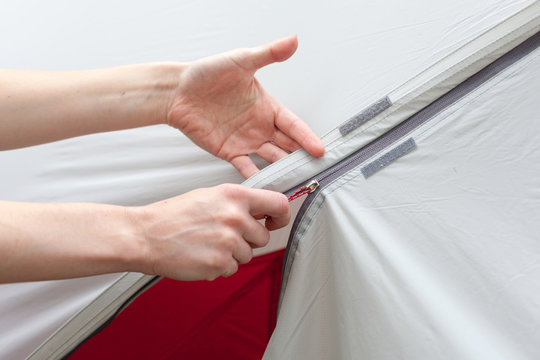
[0,64,181,150]
[0,200,142,282]
[0,185,289,283]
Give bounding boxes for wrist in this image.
[97,62,186,128]
[144,62,187,126]
[122,205,156,275]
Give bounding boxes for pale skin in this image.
[0,36,324,283]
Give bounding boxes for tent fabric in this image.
[27,273,160,359]
[0,1,537,359]
[243,2,540,194]
[69,250,284,360]
[265,29,540,360]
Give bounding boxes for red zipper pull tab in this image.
[287,179,319,202]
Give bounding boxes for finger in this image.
[265,215,288,231]
[206,251,239,280]
[221,258,239,278]
[244,189,290,230]
[256,142,289,163]
[243,219,270,248]
[273,130,302,153]
[231,155,259,179]
[274,100,325,158]
[232,239,254,264]
[238,35,298,71]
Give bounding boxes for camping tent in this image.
[1,0,539,358]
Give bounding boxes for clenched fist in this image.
[134,184,290,281]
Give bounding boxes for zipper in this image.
[279,29,540,309]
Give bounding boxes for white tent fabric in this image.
[0,0,537,359]
[265,24,540,360]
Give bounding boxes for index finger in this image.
[274,99,325,158]
[244,188,290,230]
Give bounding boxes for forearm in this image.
[0,63,184,150]
[0,201,147,282]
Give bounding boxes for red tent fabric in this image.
[70,250,285,360]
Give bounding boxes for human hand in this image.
[166,35,324,178]
[135,184,289,281]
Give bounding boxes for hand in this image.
[167,35,324,178]
[136,184,290,281]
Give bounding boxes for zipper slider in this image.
[306,179,319,193]
[287,179,319,202]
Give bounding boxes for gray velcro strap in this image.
[361,138,416,178]
[339,96,392,136]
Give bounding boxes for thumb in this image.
[237,35,298,71]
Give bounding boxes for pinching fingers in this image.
[245,188,290,230]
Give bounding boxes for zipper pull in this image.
[287,179,319,202]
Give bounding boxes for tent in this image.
[1,0,539,358]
